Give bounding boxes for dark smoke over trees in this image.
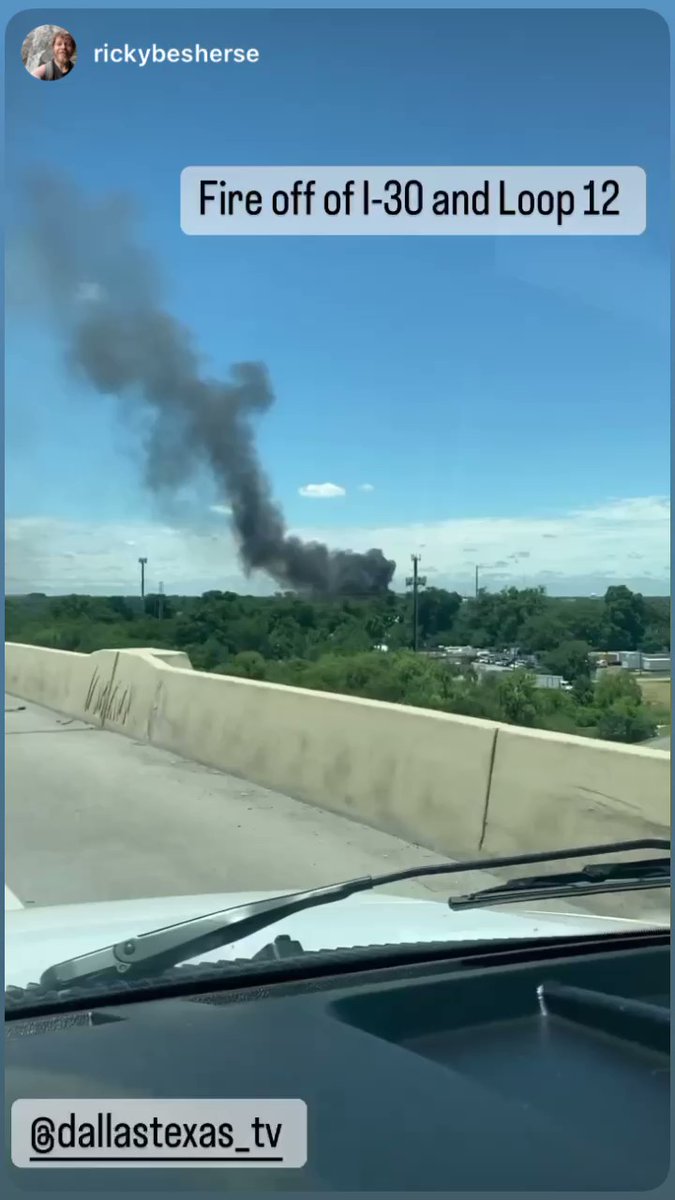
[14,176,396,597]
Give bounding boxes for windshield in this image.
[5,10,670,1009]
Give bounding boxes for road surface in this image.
[5,695,490,909]
[645,735,671,752]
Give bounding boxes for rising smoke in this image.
[15,176,396,596]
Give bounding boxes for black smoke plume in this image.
[15,177,396,596]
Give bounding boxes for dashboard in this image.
[5,929,670,1191]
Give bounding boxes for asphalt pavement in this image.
[5,695,484,909]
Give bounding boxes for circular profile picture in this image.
[22,25,77,81]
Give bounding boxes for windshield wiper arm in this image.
[39,837,670,989]
[448,856,670,910]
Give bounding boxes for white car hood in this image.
[5,888,663,991]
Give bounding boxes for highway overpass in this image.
[5,644,671,920]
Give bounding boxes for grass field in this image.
[637,676,671,735]
[638,676,671,708]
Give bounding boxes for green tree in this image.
[228,616,272,656]
[193,635,230,671]
[143,593,174,619]
[541,640,592,683]
[266,616,306,659]
[449,586,546,649]
[225,651,267,680]
[53,623,85,651]
[594,670,643,709]
[364,609,390,643]
[496,670,538,726]
[602,586,646,650]
[51,595,95,622]
[417,588,463,646]
[6,582,667,748]
[596,700,656,744]
[640,625,670,654]
[535,686,582,735]
[642,598,670,651]
[557,597,605,647]
[518,612,568,653]
[571,675,594,705]
[326,619,372,655]
[108,596,135,621]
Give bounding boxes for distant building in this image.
[641,655,671,674]
[534,674,565,690]
[474,663,567,690]
[612,652,671,674]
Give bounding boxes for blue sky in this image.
[5,7,670,595]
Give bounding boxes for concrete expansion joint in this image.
[478,726,500,851]
[147,687,161,742]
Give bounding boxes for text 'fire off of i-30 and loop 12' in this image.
[181,166,647,235]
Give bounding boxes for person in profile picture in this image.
[32,30,77,80]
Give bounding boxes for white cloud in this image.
[4,495,670,597]
[4,516,260,598]
[358,483,375,493]
[209,504,233,516]
[289,495,670,596]
[298,482,346,499]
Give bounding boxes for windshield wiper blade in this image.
[448,857,670,910]
[39,837,670,989]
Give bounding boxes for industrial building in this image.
[617,652,671,674]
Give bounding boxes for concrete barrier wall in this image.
[6,644,670,874]
[483,724,670,856]
[4,643,116,725]
[4,644,185,742]
[91,648,167,743]
[149,665,498,858]
[482,723,670,920]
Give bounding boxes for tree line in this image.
[6,584,670,745]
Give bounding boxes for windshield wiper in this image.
[448,857,670,910]
[39,837,669,989]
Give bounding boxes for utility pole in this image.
[475,563,490,597]
[158,580,165,621]
[138,557,147,601]
[406,554,427,652]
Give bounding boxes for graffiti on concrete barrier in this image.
[84,667,133,727]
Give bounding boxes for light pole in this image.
[406,554,427,652]
[138,557,148,600]
[475,563,490,597]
